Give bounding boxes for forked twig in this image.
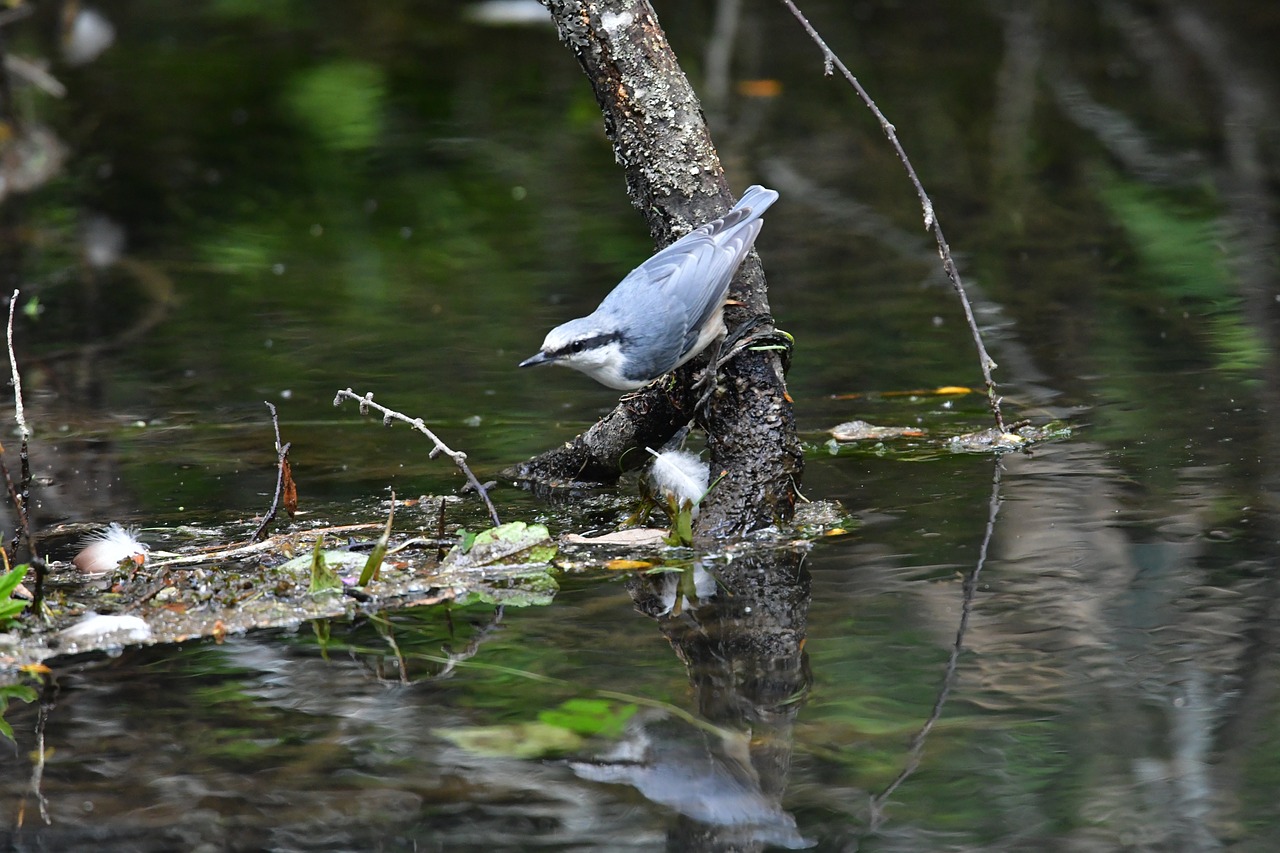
[251,401,296,542]
[780,0,1006,432]
[333,388,501,527]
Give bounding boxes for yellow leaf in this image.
[605,559,654,571]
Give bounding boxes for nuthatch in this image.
[519,185,778,390]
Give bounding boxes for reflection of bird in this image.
[519,186,779,390]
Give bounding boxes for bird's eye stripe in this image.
[549,332,624,358]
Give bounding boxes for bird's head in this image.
[518,315,644,390]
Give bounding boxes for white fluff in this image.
[63,7,116,66]
[73,523,148,575]
[647,448,710,510]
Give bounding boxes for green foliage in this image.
[0,564,31,628]
[284,60,386,152]
[538,698,637,739]
[1098,175,1266,375]
[357,497,396,586]
[307,538,343,594]
[444,522,557,568]
[0,683,39,742]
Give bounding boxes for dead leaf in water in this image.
[829,420,927,441]
[563,528,669,547]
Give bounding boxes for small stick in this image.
[5,290,39,605]
[435,498,448,562]
[779,1,1006,432]
[251,401,295,542]
[334,388,501,527]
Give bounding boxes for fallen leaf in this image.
[605,559,654,571]
[563,528,669,547]
[443,521,556,568]
[829,420,927,441]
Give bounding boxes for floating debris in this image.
[948,421,1071,453]
[57,613,151,650]
[829,420,927,441]
[564,529,669,548]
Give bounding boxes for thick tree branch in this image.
[511,0,802,538]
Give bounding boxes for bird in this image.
[519,185,779,390]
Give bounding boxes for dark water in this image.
[3,1,1280,850]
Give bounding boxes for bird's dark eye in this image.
[570,340,586,353]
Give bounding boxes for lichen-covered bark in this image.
[510,0,803,538]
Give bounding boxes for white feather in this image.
[73,523,148,575]
[646,448,710,510]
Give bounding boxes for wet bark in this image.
[507,0,803,539]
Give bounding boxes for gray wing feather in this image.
[599,186,778,374]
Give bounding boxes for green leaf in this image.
[442,522,556,568]
[0,564,29,597]
[0,565,31,627]
[307,537,342,594]
[0,683,38,743]
[357,494,395,586]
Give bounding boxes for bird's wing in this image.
[639,214,765,358]
[598,187,778,376]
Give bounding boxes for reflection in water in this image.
[869,458,1003,833]
[628,551,812,850]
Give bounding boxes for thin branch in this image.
[5,290,38,605]
[250,401,294,543]
[333,388,501,527]
[869,457,1003,828]
[779,1,1006,432]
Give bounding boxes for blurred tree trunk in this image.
[508,0,802,540]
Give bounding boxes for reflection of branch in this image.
[434,605,505,680]
[20,676,55,827]
[34,257,176,365]
[869,458,1004,829]
[779,1,1006,432]
[333,388,500,527]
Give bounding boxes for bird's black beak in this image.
[519,351,552,368]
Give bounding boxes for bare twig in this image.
[4,290,39,604]
[869,458,1003,828]
[251,401,295,543]
[779,1,1006,432]
[333,388,501,527]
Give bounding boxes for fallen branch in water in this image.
[780,0,1006,433]
[333,388,500,527]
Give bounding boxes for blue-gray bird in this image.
[519,185,779,390]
